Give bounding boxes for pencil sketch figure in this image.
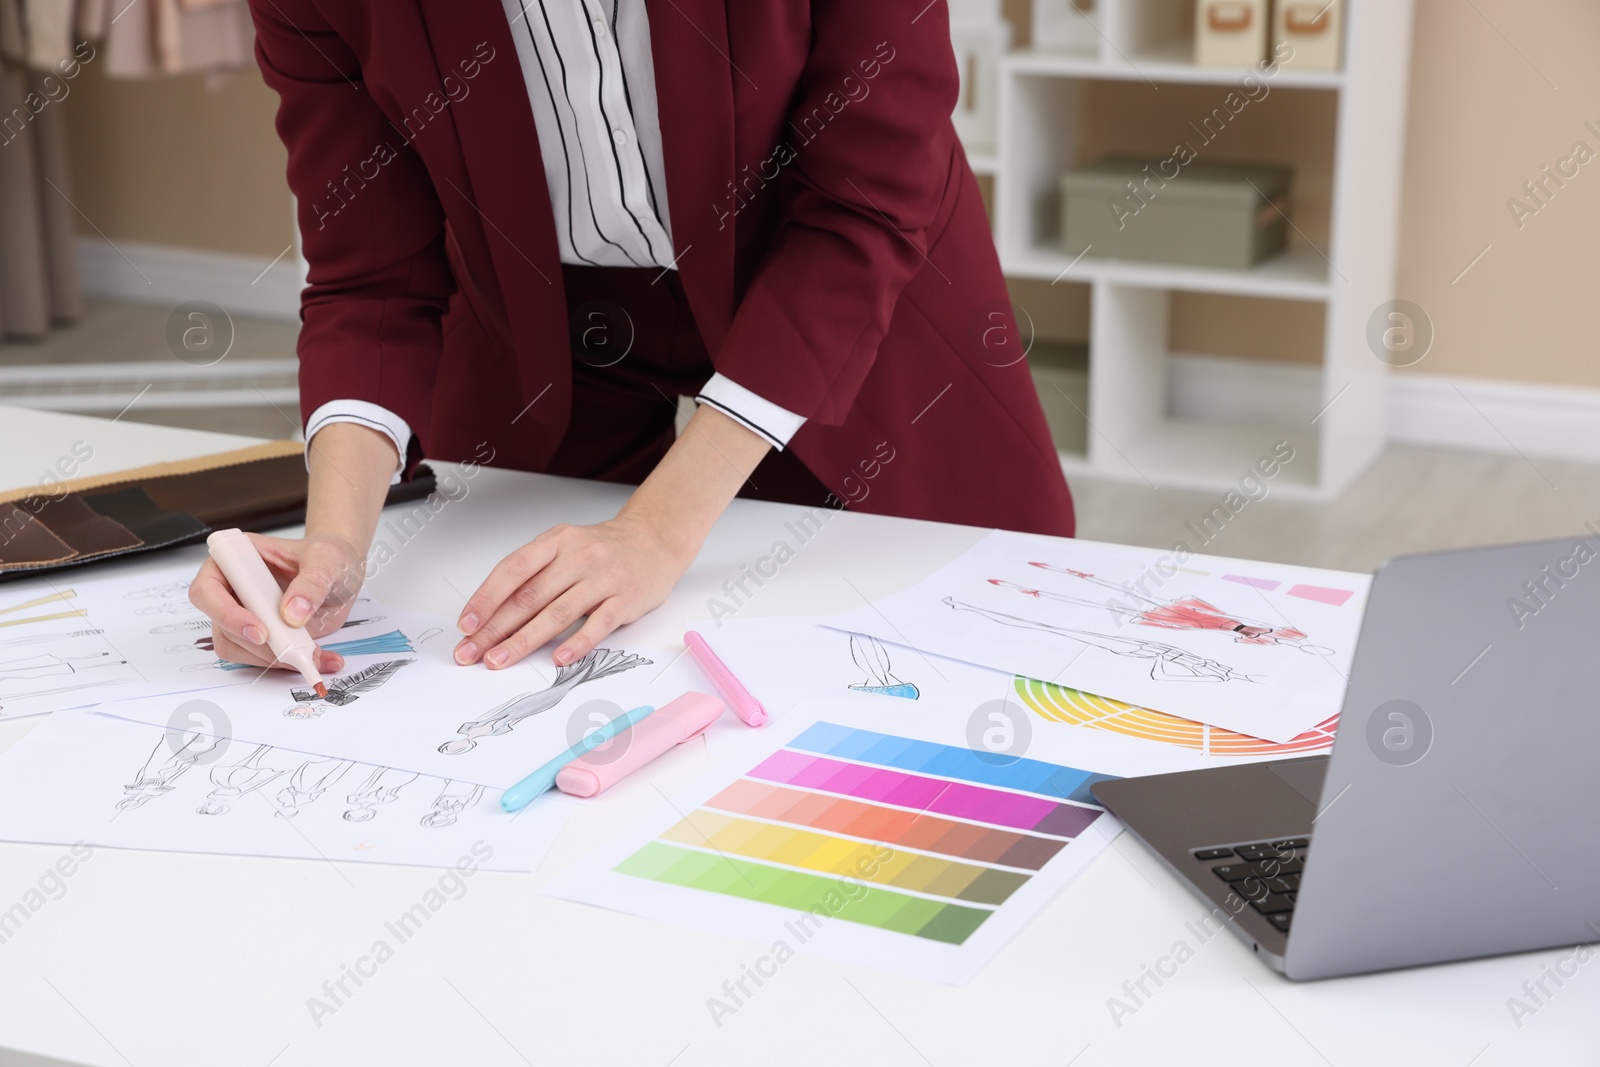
[0,651,128,685]
[342,766,420,822]
[150,618,214,635]
[1,677,131,715]
[1014,564,1330,653]
[438,647,652,755]
[151,615,382,637]
[274,756,356,818]
[196,744,293,815]
[136,599,199,617]
[285,659,414,718]
[123,581,190,601]
[421,779,484,827]
[117,731,228,812]
[0,628,101,650]
[944,598,1255,683]
[847,633,920,699]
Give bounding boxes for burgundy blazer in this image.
[249,0,1075,536]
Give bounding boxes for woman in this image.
[192,0,1074,674]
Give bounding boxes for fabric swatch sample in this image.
[16,495,143,558]
[78,487,209,552]
[0,507,78,568]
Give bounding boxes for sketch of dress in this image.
[152,615,387,638]
[421,780,485,827]
[342,766,420,822]
[0,652,126,684]
[438,647,652,755]
[847,633,919,699]
[275,757,355,818]
[118,731,228,811]
[944,598,1253,683]
[196,744,293,815]
[0,628,101,650]
[136,600,199,616]
[124,581,190,600]
[1015,566,1316,648]
[150,618,214,636]
[286,658,414,717]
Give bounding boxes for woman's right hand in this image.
[187,421,402,675]
[188,531,363,673]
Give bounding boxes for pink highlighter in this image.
[554,692,725,798]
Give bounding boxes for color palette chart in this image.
[1013,677,1339,757]
[608,721,1117,954]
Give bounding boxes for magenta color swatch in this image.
[746,750,1092,837]
[1223,575,1280,591]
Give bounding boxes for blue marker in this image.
[499,704,656,812]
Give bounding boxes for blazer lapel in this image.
[646,0,736,354]
[413,0,571,439]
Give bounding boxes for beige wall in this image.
[64,63,291,257]
[1397,0,1600,387]
[60,0,1600,387]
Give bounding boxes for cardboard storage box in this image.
[1195,0,1269,66]
[1275,0,1343,70]
[1060,157,1293,270]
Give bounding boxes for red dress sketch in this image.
[992,564,1327,651]
[945,598,1254,683]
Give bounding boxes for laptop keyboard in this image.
[1194,838,1311,933]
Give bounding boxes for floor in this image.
[4,302,1594,576]
[1072,446,1597,573]
[0,299,303,440]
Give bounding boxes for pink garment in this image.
[1138,597,1306,645]
[101,0,251,81]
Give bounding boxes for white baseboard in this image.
[0,359,299,413]
[67,240,1600,464]
[1385,373,1600,463]
[75,237,302,322]
[1168,353,1600,466]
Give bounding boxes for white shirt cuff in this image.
[304,400,411,486]
[694,373,805,450]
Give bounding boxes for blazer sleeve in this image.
[248,0,455,466]
[713,0,961,426]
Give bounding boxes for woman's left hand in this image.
[454,404,775,669]
[453,514,694,670]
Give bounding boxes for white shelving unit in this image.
[978,0,1415,498]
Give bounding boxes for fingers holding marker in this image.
[277,537,353,629]
[193,536,348,675]
[189,557,269,650]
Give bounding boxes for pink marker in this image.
[555,692,725,797]
[684,630,767,726]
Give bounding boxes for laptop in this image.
[1091,537,1600,980]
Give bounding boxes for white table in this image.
[0,408,1593,1067]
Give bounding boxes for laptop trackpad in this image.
[1268,758,1329,805]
